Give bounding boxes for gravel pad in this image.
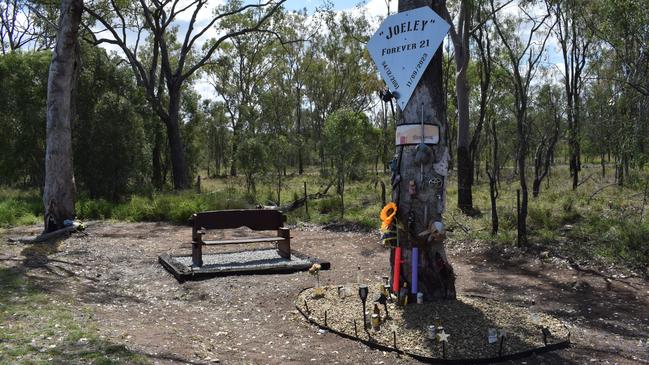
[175,249,312,270]
[159,248,326,280]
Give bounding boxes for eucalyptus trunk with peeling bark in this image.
[43,0,82,232]
[390,0,456,301]
[441,0,473,215]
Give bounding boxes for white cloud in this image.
[193,77,215,99]
[174,0,226,23]
[363,0,397,19]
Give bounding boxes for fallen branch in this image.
[7,223,80,244]
[449,212,470,234]
[280,181,334,212]
[587,183,617,204]
[576,173,594,187]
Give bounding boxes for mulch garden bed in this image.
[296,284,569,362]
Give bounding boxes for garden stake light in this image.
[375,293,389,319]
[542,327,551,346]
[358,284,369,328]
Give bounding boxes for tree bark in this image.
[516,108,528,247]
[43,0,82,232]
[164,88,190,189]
[390,0,455,301]
[442,0,474,215]
[296,86,304,175]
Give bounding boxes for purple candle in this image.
[411,247,418,294]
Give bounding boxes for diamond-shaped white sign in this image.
[368,6,450,110]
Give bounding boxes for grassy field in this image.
[1,164,648,270]
[0,264,149,364]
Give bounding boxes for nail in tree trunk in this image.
[43,0,82,232]
[391,0,456,301]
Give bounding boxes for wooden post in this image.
[191,242,203,267]
[304,181,309,218]
[390,0,455,301]
[277,227,291,259]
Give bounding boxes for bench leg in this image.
[277,228,291,259]
[192,241,203,267]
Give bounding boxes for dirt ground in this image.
[2,221,649,364]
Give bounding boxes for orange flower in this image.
[380,202,397,231]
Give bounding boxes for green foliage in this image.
[0,51,50,187]
[237,136,268,194]
[77,191,250,224]
[317,197,342,214]
[451,166,649,270]
[74,46,152,200]
[0,189,42,227]
[323,109,373,216]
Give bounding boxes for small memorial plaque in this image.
[395,124,440,145]
[488,328,498,344]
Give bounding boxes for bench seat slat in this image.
[202,237,288,245]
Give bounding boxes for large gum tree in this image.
[83,0,286,189]
[43,0,83,232]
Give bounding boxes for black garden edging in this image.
[294,288,571,364]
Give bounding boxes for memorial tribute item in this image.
[368,6,450,110]
[370,2,454,303]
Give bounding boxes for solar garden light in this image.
[358,284,369,328]
[375,293,390,319]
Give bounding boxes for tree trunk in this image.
[390,0,455,302]
[165,89,190,189]
[43,0,82,233]
[230,127,239,177]
[532,142,544,198]
[296,87,304,175]
[517,108,529,246]
[488,110,499,235]
[488,173,498,235]
[152,128,163,189]
[455,56,473,214]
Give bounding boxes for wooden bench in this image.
[190,209,290,267]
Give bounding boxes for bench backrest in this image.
[192,209,286,231]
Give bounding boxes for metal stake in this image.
[420,103,424,183]
[354,320,358,337]
[324,310,328,326]
[498,335,505,356]
[542,327,551,346]
[304,299,309,313]
[393,330,397,349]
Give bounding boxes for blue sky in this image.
[283,0,396,17]
[284,0,367,12]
